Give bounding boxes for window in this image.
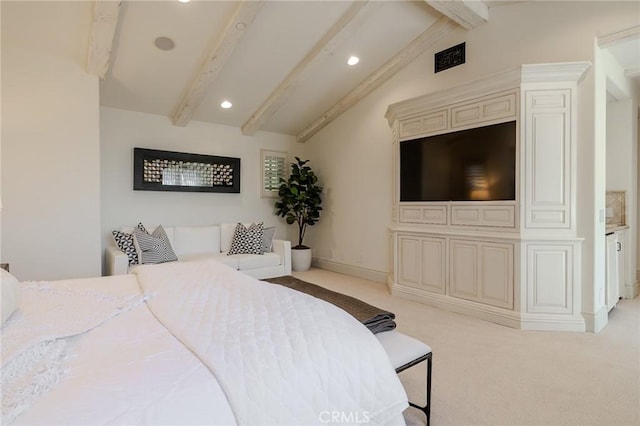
[261,150,287,198]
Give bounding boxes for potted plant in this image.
[275,157,323,271]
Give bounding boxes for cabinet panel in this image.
[451,92,517,129]
[421,238,446,294]
[605,233,620,311]
[397,235,446,294]
[526,244,573,314]
[398,236,421,287]
[399,109,448,139]
[399,205,447,225]
[451,205,515,228]
[450,239,514,308]
[449,240,478,299]
[523,89,572,230]
[480,243,514,309]
[617,230,626,298]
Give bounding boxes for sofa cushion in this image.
[134,225,178,264]
[172,226,221,257]
[235,252,281,270]
[228,223,264,255]
[179,252,239,269]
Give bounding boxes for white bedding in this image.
[9,275,236,426]
[4,262,408,425]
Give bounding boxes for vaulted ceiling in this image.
[90,0,638,142]
[91,0,500,141]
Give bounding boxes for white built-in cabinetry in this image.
[606,232,620,311]
[386,62,591,332]
[606,228,628,311]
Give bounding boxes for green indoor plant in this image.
[275,157,322,271]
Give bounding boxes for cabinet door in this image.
[617,230,626,298]
[480,242,514,309]
[605,233,619,311]
[420,238,446,294]
[397,235,445,294]
[398,236,421,288]
[449,240,479,301]
[450,239,514,309]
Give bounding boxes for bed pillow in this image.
[133,225,178,264]
[262,226,276,253]
[112,222,147,265]
[1,269,20,325]
[228,222,264,255]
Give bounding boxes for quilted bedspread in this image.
[134,259,408,426]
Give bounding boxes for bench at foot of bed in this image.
[376,331,432,426]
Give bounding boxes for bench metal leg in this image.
[396,352,432,426]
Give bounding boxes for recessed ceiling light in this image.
[154,36,175,51]
[178,0,191,3]
[347,56,360,66]
[220,100,233,109]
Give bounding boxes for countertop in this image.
[606,224,629,234]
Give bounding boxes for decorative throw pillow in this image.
[1,269,20,325]
[112,223,147,265]
[262,226,277,253]
[133,225,178,264]
[228,222,264,255]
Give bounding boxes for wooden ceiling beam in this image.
[172,0,263,127]
[86,0,122,79]
[297,16,456,144]
[241,1,372,136]
[425,0,488,30]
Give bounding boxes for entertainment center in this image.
[386,62,591,332]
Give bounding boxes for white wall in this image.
[1,1,102,281]
[607,98,638,294]
[100,107,301,273]
[602,39,639,300]
[607,99,634,191]
[303,0,639,325]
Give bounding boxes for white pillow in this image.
[1,269,21,325]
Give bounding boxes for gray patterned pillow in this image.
[133,225,178,264]
[112,223,147,265]
[228,222,264,255]
[262,226,276,253]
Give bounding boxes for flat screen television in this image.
[400,121,516,202]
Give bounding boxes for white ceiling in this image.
[96,0,638,140]
[98,0,483,139]
[605,36,640,82]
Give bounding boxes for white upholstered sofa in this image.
[106,224,291,279]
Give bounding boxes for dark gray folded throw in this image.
[263,275,396,334]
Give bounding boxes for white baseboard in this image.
[624,280,639,299]
[391,282,522,329]
[520,313,586,332]
[583,306,609,333]
[391,282,587,332]
[311,258,388,283]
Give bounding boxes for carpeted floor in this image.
[292,267,640,426]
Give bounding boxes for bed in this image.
[1,259,408,425]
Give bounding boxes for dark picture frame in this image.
[133,148,240,193]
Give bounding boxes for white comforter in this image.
[6,261,408,425]
[135,259,408,425]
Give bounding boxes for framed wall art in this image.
[133,148,240,193]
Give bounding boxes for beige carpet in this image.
[293,268,640,426]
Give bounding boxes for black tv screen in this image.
[400,121,516,202]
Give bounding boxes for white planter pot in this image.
[291,247,312,272]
